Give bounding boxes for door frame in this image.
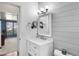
[0,2,21,56]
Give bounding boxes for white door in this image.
[0,21,1,47]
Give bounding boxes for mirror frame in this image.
[37,13,53,37]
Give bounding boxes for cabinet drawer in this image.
[28,41,39,51]
[28,47,39,56]
[28,41,40,56]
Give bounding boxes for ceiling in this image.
[0,3,19,15]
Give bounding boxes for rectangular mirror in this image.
[38,13,52,37]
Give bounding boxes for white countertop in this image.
[27,37,53,45]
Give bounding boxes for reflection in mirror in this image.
[39,21,44,29]
[37,13,52,37]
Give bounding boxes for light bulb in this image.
[45,5,49,9]
[40,8,44,12]
[37,10,40,13]
[37,10,41,15]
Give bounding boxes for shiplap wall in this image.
[53,2,79,56]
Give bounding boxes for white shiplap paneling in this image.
[53,2,79,55]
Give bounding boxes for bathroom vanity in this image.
[27,37,53,56]
[26,13,53,56]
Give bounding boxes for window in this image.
[6,22,17,37]
[13,22,17,36]
[5,12,17,37]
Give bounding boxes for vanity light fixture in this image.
[38,5,49,15]
[45,5,49,12]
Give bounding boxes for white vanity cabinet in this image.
[27,38,53,56]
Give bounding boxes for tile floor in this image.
[0,37,17,56]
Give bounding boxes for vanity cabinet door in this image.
[40,42,53,56]
[27,40,40,56]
